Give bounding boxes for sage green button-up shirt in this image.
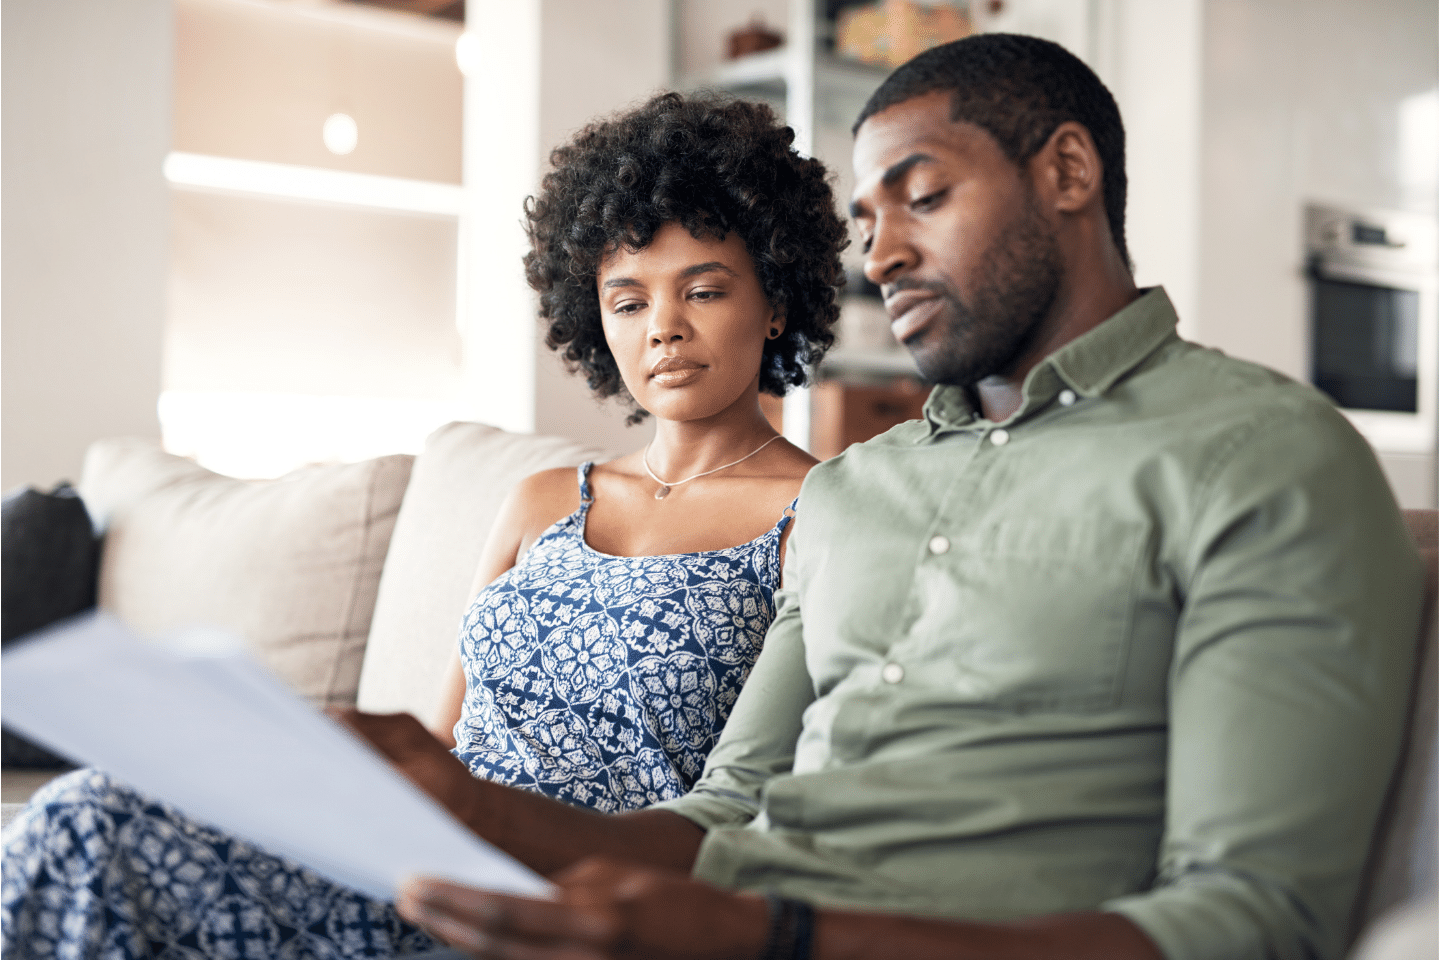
[655,289,1423,960]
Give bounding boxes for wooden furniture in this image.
[809,376,929,460]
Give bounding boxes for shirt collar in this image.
[921,286,1180,436]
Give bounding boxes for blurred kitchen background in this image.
[4,0,1436,506]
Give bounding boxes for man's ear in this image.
[1033,121,1102,215]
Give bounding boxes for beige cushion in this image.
[80,439,413,708]
[357,422,607,728]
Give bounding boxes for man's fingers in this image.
[399,877,619,947]
[408,910,606,960]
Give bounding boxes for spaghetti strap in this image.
[776,495,799,533]
[576,461,595,506]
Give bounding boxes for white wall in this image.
[1094,0,1203,340]
[1200,0,1437,379]
[2,0,173,492]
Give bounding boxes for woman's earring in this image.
[768,326,781,339]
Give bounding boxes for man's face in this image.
[850,90,1063,388]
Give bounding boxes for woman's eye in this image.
[689,289,722,302]
[612,301,645,316]
[860,235,873,255]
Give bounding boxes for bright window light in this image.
[159,391,464,479]
[323,112,359,155]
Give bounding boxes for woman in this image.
[2,91,847,958]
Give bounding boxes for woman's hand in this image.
[396,858,769,960]
[329,708,483,826]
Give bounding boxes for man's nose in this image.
[863,216,917,287]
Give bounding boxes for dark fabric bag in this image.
[2,482,98,768]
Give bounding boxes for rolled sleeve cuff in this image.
[651,786,759,832]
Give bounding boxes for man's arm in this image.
[395,861,1164,960]
[1100,403,1423,960]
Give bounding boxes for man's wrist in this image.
[761,895,815,960]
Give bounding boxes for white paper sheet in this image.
[1,612,552,902]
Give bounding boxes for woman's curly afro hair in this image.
[523,91,848,421]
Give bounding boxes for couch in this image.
[1,421,1434,956]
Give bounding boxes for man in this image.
[351,33,1423,960]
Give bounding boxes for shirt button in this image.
[1058,389,1077,406]
[928,534,950,555]
[990,429,1010,446]
[882,662,905,684]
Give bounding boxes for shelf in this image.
[163,152,464,217]
[681,46,789,94]
[678,47,891,106]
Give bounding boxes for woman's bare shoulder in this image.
[511,464,585,498]
[506,465,586,526]
[767,438,819,485]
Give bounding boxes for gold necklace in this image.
[642,435,782,500]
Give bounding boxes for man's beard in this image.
[902,197,1063,389]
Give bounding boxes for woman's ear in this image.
[1034,121,1102,215]
[767,309,786,340]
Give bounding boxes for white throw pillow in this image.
[80,439,413,708]
[357,422,607,728]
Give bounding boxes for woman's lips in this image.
[650,357,705,386]
[885,292,944,344]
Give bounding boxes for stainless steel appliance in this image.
[1305,202,1437,453]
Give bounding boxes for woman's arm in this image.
[428,657,465,749]
[427,468,578,746]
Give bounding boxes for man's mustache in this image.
[880,277,954,301]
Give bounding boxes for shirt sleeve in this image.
[651,526,817,830]
[1102,400,1425,960]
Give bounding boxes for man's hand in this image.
[329,708,483,826]
[396,858,769,960]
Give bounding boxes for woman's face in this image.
[597,222,782,424]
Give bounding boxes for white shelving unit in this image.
[672,0,892,450]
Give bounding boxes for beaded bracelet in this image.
[760,894,815,960]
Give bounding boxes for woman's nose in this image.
[648,298,691,345]
[863,217,917,287]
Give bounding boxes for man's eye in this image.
[911,190,945,211]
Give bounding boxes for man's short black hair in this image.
[855,33,1130,270]
[524,91,848,423]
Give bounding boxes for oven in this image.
[1305,203,1437,453]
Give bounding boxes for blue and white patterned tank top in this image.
[453,462,796,813]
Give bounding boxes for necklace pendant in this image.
[654,485,671,500]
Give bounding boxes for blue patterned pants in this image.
[2,770,441,959]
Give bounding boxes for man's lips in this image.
[884,289,944,343]
[649,356,705,385]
